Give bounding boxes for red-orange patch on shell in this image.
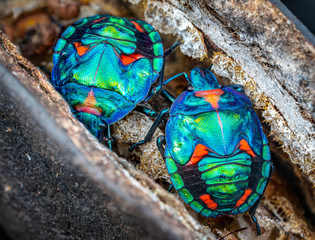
[235,189,252,208]
[239,139,256,157]
[73,42,90,57]
[195,89,224,109]
[120,53,144,65]
[93,17,107,23]
[187,144,210,166]
[200,194,218,209]
[131,21,144,32]
[75,90,102,116]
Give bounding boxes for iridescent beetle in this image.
[51,14,179,148]
[130,67,274,234]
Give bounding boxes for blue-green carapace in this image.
[51,15,164,143]
[130,67,273,234]
[165,67,273,234]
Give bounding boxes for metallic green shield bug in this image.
[130,67,274,235]
[51,15,165,146]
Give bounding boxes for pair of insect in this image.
[51,14,273,235]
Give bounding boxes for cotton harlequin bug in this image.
[51,14,179,148]
[130,67,274,235]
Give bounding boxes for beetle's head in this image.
[189,67,219,91]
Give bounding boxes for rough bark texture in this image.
[138,0,315,185]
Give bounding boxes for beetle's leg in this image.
[249,215,261,236]
[129,108,169,152]
[164,41,181,57]
[168,184,174,192]
[144,67,165,101]
[249,161,275,235]
[100,123,114,150]
[266,161,275,180]
[160,89,175,103]
[144,41,181,102]
[163,72,189,85]
[227,84,245,93]
[145,72,189,102]
[135,106,169,134]
[155,72,190,103]
[106,124,113,150]
[157,135,166,161]
[134,106,158,118]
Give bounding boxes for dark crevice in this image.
[0,223,11,240]
[270,142,315,232]
[193,25,222,57]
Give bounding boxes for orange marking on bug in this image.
[187,144,210,166]
[200,194,218,209]
[73,42,90,57]
[131,21,144,32]
[235,189,252,208]
[195,89,224,109]
[93,17,107,23]
[239,139,256,157]
[75,90,102,116]
[120,53,144,65]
